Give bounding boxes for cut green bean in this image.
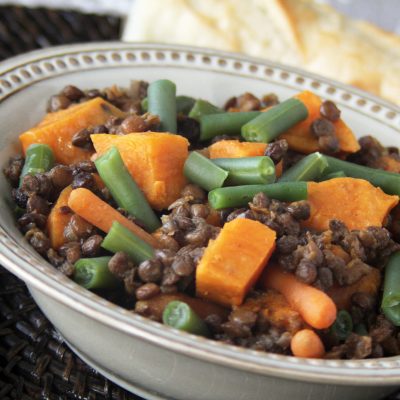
[73,257,118,289]
[176,95,196,115]
[279,152,328,182]
[212,156,276,185]
[324,155,400,196]
[14,206,25,218]
[162,300,210,337]
[141,95,195,115]
[184,151,229,191]
[354,323,368,336]
[101,221,154,264]
[319,170,347,181]
[241,98,308,143]
[329,310,353,341]
[148,79,177,132]
[20,144,54,185]
[382,252,400,326]
[95,146,160,232]
[188,99,223,121]
[200,111,261,141]
[208,182,307,209]
[141,97,148,113]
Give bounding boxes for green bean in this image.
[208,182,307,209]
[148,79,177,132]
[73,257,118,289]
[241,98,308,143]
[14,206,25,218]
[176,95,196,115]
[212,156,276,185]
[319,170,347,181]
[188,99,223,121]
[141,97,148,113]
[94,146,160,232]
[200,111,261,141]
[324,155,400,196]
[162,300,210,337]
[382,252,400,326]
[141,95,195,115]
[184,151,228,191]
[20,143,54,185]
[279,152,328,182]
[354,323,368,336]
[329,310,353,341]
[101,221,154,264]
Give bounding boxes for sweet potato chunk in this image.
[208,140,267,159]
[196,218,276,306]
[261,265,337,330]
[381,155,400,173]
[239,290,304,334]
[327,268,381,310]
[304,177,399,231]
[135,293,229,322]
[20,98,125,164]
[47,186,73,249]
[280,91,360,154]
[208,140,282,177]
[91,132,189,210]
[36,103,84,127]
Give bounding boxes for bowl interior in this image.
[0,42,400,383]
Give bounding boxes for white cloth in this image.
[319,0,400,34]
[0,0,132,15]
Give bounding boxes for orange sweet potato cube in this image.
[19,98,125,164]
[196,218,276,306]
[280,91,360,154]
[208,140,267,159]
[91,132,189,210]
[304,177,399,231]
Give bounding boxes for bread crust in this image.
[124,0,400,105]
[280,0,400,104]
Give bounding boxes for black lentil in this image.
[320,100,341,122]
[47,165,73,190]
[62,85,85,101]
[71,171,96,190]
[264,139,288,164]
[135,283,160,300]
[311,118,335,137]
[3,155,24,187]
[138,259,163,283]
[47,94,71,112]
[108,252,134,280]
[81,235,103,257]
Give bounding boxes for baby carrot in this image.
[262,265,337,329]
[68,188,159,248]
[290,329,325,358]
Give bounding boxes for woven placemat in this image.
[0,5,399,400]
[0,267,140,399]
[0,5,140,399]
[0,5,121,61]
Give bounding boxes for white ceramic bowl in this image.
[0,43,400,400]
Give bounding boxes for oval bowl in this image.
[0,43,400,400]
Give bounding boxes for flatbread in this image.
[123,0,400,105]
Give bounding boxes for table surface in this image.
[325,0,400,33]
[2,0,400,32]
[0,2,399,400]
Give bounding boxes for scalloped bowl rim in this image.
[0,42,399,386]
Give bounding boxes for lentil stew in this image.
[4,79,400,360]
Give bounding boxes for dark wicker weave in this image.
[0,268,139,400]
[0,5,398,400]
[0,5,140,399]
[0,6,121,61]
